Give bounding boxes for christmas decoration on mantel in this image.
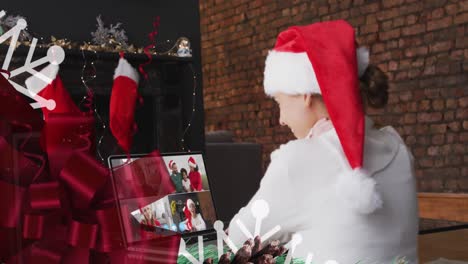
[0,10,192,57]
[1,9,197,153]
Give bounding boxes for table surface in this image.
[419,228,468,263]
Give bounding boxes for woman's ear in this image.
[304,94,313,107]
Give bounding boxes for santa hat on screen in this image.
[188,157,197,168]
[25,64,80,121]
[183,199,195,231]
[264,20,382,214]
[168,160,175,169]
[109,53,140,153]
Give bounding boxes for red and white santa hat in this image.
[264,20,382,214]
[183,199,195,231]
[188,157,197,168]
[168,160,175,169]
[186,198,195,208]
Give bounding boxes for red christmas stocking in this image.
[109,55,140,153]
[25,64,80,121]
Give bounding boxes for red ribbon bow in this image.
[0,67,181,263]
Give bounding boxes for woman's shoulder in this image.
[270,137,335,168]
[379,125,405,144]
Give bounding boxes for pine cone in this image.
[205,236,286,264]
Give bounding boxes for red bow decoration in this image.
[0,67,181,263]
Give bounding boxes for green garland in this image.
[177,244,305,264]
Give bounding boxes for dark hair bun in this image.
[359,65,389,108]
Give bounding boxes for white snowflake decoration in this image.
[178,199,331,264]
[0,9,65,110]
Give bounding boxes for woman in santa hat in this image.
[183,198,206,232]
[188,157,203,191]
[228,20,418,263]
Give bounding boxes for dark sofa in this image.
[204,131,263,223]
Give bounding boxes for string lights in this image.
[180,63,197,152]
[79,49,106,163]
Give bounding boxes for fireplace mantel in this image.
[1,43,203,156]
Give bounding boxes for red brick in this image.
[383,0,404,8]
[382,20,393,31]
[447,133,458,143]
[429,41,453,53]
[432,134,445,145]
[404,46,428,57]
[421,64,435,76]
[430,124,447,134]
[455,12,468,25]
[403,113,417,124]
[448,122,461,132]
[376,8,400,21]
[393,17,405,27]
[432,99,445,111]
[388,61,398,71]
[460,132,468,142]
[459,97,468,108]
[406,135,417,145]
[457,109,468,120]
[424,89,441,99]
[401,1,423,14]
[461,1,468,11]
[456,37,468,49]
[361,24,379,34]
[418,112,443,123]
[434,158,445,168]
[454,144,466,154]
[450,50,465,60]
[419,158,434,168]
[444,111,455,121]
[402,24,426,36]
[445,4,459,15]
[318,6,329,16]
[413,147,426,156]
[406,14,418,25]
[431,8,445,19]
[418,100,431,111]
[361,3,380,14]
[379,28,401,40]
[427,17,453,31]
[400,91,412,101]
[462,168,468,180]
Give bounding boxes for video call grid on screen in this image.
[109,152,218,242]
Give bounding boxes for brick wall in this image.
[199,0,468,193]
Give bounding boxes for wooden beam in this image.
[418,192,468,223]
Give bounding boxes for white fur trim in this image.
[264,48,370,95]
[357,47,370,77]
[335,168,383,214]
[25,64,59,96]
[186,199,195,208]
[114,58,139,84]
[188,161,196,168]
[263,51,321,96]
